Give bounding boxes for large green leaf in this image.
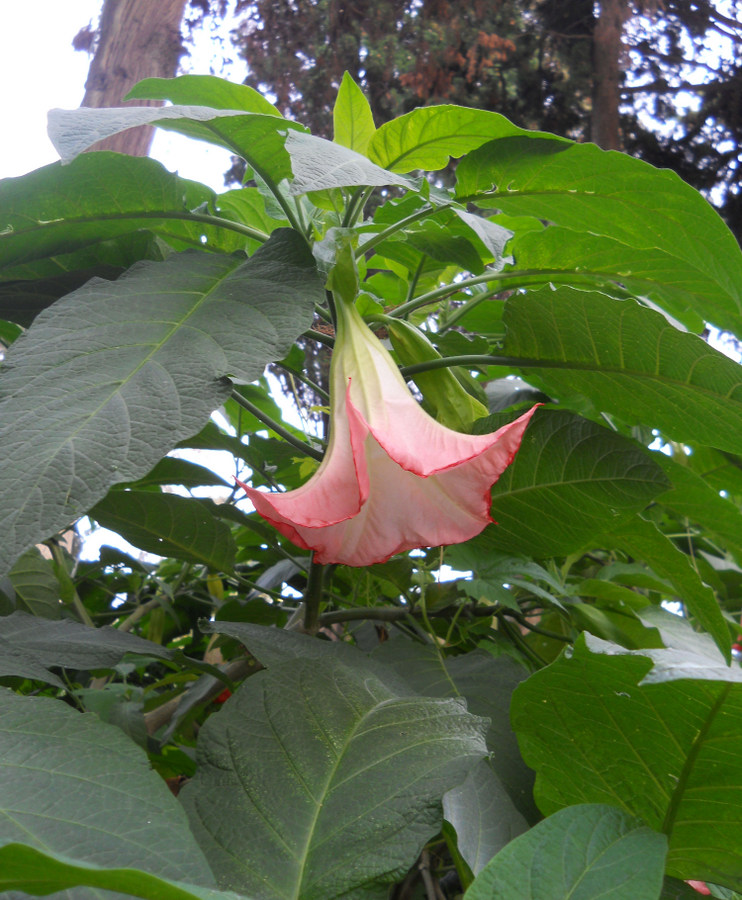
[503,288,742,454]
[464,804,667,900]
[368,106,565,173]
[91,491,236,571]
[0,689,216,890]
[0,845,248,900]
[455,137,742,332]
[0,229,323,575]
[511,631,742,888]
[371,639,537,820]
[480,409,670,558]
[180,657,488,899]
[509,227,711,332]
[48,105,304,191]
[0,154,247,282]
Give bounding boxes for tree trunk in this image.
[591,0,630,150]
[81,0,188,156]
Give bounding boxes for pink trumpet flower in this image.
[237,298,538,567]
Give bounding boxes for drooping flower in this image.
[237,297,538,567]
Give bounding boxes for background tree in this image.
[76,0,189,156]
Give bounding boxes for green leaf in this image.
[368,105,565,173]
[0,229,323,575]
[333,71,376,154]
[181,657,488,899]
[511,634,742,888]
[127,73,282,118]
[0,844,246,900]
[602,516,730,660]
[464,804,667,900]
[443,759,529,877]
[48,105,304,190]
[456,136,742,333]
[0,610,170,685]
[7,548,62,618]
[503,288,742,455]
[371,640,537,820]
[483,409,671,558]
[0,689,216,887]
[0,154,247,281]
[510,227,711,332]
[285,130,411,194]
[91,491,236,570]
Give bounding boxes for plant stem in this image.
[302,555,326,634]
[230,390,325,461]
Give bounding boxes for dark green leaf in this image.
[0,689,216,887]
[0,154,245,279]
[181,657,487,899]
[8,549,62,619]
[371,640,537,820]
[0,844,244,900]
[483,409,670,557]
[0,610,171,678]
[503,288,742,454]
[464,803,666,900]
[654,454,742,566]
[91,491,236,570]
[511,633,742,888]
[0,230,323,575]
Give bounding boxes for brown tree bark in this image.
[591,0,630,150]
[81,0,189,156]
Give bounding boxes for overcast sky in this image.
[0,1,237,188]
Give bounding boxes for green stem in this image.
[276,364,329,402]
[302,555,326,634]
[399,354,550,378]
[389,269,608,319]
[230,390,325,461]
[355,204,442,258]
[305,328,336,349]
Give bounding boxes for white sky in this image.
[0,1,238,188]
